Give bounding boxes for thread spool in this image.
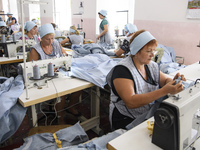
[13,33,16,42]
[47,62,54,76]
[33,65,40,79]
[1,35,5,43]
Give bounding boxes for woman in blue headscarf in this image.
[97,9,113,45]
[29,23,66,61]
[115,23,138,57]
[29,24,81,124]
[106,29,186,130]
[19,21,40,43]
[60,25,84,46]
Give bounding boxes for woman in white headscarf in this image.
[97,9,113,45]
[115,23,138,57]
[106,29,186,130]
[19,21,40,43]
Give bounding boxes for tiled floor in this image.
[0,89,111,150]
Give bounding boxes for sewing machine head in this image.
[19,56,71,87]
[0,39,36,57]
[152,83,200,150]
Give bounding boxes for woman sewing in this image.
[115,23,138,57]
[20,21,40,43]
[97,9,113,45]
[29,23,66,60]
[106,29,186,130]
[29,24,81,124]
[60,25,84,46]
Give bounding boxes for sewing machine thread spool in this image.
[13,33,16,42]
[47,62,54,77]
[1,35,5,43]
[33,65,41,79]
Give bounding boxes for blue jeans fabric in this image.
[15,122,89,150]
[0,75,26,144]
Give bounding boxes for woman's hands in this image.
[173,73,186,81]
[162,80,183,94]
[162,73,186,95]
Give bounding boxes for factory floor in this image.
[0,88,112,150]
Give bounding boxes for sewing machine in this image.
[19,56,71,88]
[0,39,35,57]
[152,83,200,150]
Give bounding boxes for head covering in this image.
[69,26,77,33]
[70,28,76,33]
[0,21,6,27]
[24,21,37,32]
[32,19,39,25]
[38,24,54,38]
[98,10,107,17]
[0,16,3,21]
[130,31,156,55]
[7,12,13,16]
[124,23,138,36]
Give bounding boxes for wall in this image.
[71,0,97,41]
[40,0,53,25]
[134,0,200,65]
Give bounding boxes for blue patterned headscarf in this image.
[130,31,156,55]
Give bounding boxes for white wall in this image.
[40,0,53,25]
[134,0,200,65]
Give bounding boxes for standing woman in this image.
[97,9,113,45]
[115,23,138,57]
[60,25,84,46]
[6,13,17,35]
[20,21,40,43]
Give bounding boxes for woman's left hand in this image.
[173,73,186,81]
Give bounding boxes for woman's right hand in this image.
[162,80,183,94]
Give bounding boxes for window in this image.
[96,0,135,37]
[54,0,71,31]
[29,3,40,24]
[2,0,18,22]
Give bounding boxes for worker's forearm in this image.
[126,88,168,109]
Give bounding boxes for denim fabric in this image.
[71,54,120,88]
[175,76,195,90]
[126,96,167,130]
[160,63,186,74]
[71,43,115,57]
[0,75,26,143]
[76,129,125,150]
[15,122,88,150]
[58,129,126,150]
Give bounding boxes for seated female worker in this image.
[19,21,40,43]
[60,25,84,46]
[106,29,186,130]
[114,23,138,57]
[29,24,81,124]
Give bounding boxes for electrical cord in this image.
[40,103,48,126]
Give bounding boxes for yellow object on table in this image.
[147,121,154,135]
